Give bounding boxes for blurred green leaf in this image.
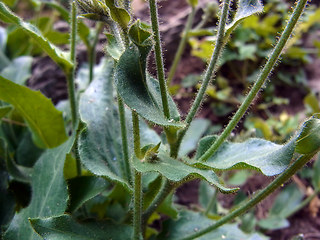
[0,170,15,230]
[157,210,267,240]
[304,93,320,115]
[312,155,320,189]
[187,0,198,7]
[0,105,12,118]
[0,3,72,72]
[30,215,133,240]
[1,56,33,85]
[179,118,210,157]
[105,33,123,60]
[0,76,67,148]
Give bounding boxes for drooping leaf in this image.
[179,118,210,157]
[193,136,295,176]
[0,76,68,148]
[0,56,33,85]
[104,0,131,30]
[78,59,131,191]
[157,210,267,240]
[115,45,183,127]
[3,135,75,240]
[0,3,72,72]
[295,114,320,154]
[30,214,133,240]
[67,176,110,212]
[132,152,238,193]
[225,0,264,38]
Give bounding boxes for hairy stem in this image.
[149,0,170,119]
[133,170,142,240]
[142,179,173,222]
[198,0,308,162]
[118,95,131,183]
[172,0,230,158]
[132,111,142,159]
[68,1,78,128]
[167,7,196,86]
[88,22,103,83]
[180,153,315,240]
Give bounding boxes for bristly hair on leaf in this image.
[76,0,110,22]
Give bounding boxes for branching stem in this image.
[180,153,316,240]
[149,0,170,119]
[198,0,308,162]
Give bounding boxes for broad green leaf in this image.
[132,152,238,193]
[3,135,75,240]
[104,0,131,30]
[157,210,267,240]
[296,115,320,154]
[78,59,131,191]
[1,56,33,85]
[30,214,133,240]
[199,181,217,213]
[0,3,72,72]
[0,105,12,118]
[67,176,110,212]
[179,118,210,157]
[115,45,183,127]
[129,20,152,47]
[0,76,68,148]
[193,136,295,176]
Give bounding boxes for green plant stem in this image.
[204,188,218,216]
[88,22,103,83]
[172,0,230,158]
[68,1,78,128]
[149,0,170,119]
[198,0,308,162]
[118,95,131,183]
[132,111,142,159]
[180,153,315,240]
[133,170,142,240]
[167,7,196,86]
[142,179,173,222]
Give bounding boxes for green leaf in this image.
[3,135,75,240]
[0,76,68,148]
[105,33,123,60]
[115,45,183,127]
[0,105,12,118]
[225,0,264,37]
[199,181,217,212]
[296,115,320,154]
[258,216,289,231]
[129,20,152,47]
[157,210,267,240]
[104,0,131,30]
[0,56,33,85]
[132,152,238,193]
[157,193,179,219]
[193,136,295,176]
[30,214,133,240]
[0,3,72,72]
[67,176,110,212]
[78,59,131,191]
[179,118,210,157]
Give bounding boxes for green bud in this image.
[76,0,109,21]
